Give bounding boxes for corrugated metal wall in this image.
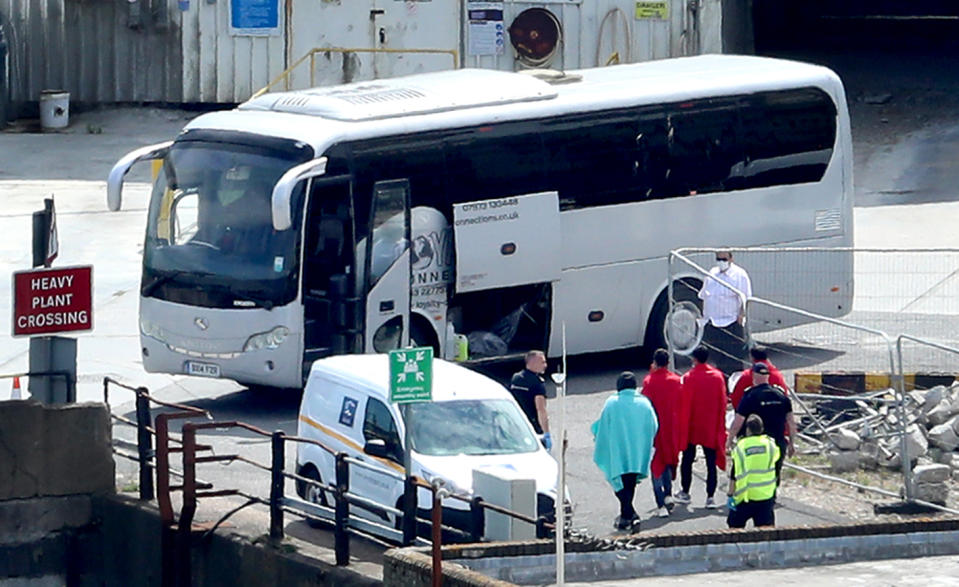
[1,0,182,104]
[178,0,285,103]
[0,0,286,106]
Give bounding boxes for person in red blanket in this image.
[642,348,685,518]
[675,345,727,509]
[730,346,787,409]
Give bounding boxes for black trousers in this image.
[775,440,787,492]
[703,320,748,375]
[614,473,639,519]
[727,498,775,528]
[680,444,718,497]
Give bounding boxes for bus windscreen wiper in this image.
[142,270,213,297]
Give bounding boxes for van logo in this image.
[339,396,358,427]
[194,317,209,331]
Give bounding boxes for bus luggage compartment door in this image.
[452,191,561,293]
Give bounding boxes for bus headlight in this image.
[243,326,290,352]
[140,318,166,342]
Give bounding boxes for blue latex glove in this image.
[542,432,553,451]
[727,496,737,511]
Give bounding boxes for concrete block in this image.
[911,481,949,505]
[913,463,951,483]
[42,403,114,496]
[858,442,879,470]
[928,421,959,451]
[926,398,959,426]
[0,495,93,545]
[830,429,861,451]
[937,449,956,465]
[828,450,860,473]
[922,385,947,413]
[904,424,929,458]
[0,401,44,500]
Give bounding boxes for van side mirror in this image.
[364,438,390,459]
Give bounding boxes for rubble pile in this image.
[797,381,959,505]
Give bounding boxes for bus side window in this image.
[662,99,743,197]
[740,88,836,189]
[541,112,642,208]
[445,123,545,201]
[633,113,671,200]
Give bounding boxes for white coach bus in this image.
[107,55,853,389]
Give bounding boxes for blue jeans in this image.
[652,466,674,508]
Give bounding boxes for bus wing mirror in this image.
[272,157,328,231]
[107,141,173,211]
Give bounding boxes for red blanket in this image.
[682,363,727,470]
[642,369,684,478]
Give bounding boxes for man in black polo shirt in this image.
[725,363,797,487]
[509,350,552,450]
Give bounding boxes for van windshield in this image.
[409,399,540,456]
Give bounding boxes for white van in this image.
[294,354,562,536]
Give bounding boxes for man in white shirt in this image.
[698,249,752,375]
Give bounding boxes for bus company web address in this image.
[454,211,520,226]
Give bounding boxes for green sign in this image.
[389,347,433,403]
[635,1,669,20]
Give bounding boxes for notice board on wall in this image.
[230,0,281,36]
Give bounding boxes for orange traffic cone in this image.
[11,376,22,400]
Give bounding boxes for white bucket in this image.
[39,90,70,130]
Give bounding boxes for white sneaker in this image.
[657,506,670,518]
[674,491,691,504]
[705,497,718,509]
[664,495,675,507]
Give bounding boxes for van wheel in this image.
[394,497,406,531]
[645,278,703,356]
[298,466,329,528]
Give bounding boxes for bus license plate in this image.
[185,361,220,378]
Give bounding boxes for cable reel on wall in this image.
[508,8,562,68]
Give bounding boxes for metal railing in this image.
[103,377,555,582]
[251,46,460,99]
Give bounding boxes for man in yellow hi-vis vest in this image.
[726,414,780,528]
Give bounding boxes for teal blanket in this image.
[591,389,659,492]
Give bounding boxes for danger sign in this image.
[12,265,93,337]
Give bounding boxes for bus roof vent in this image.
[241,69,557,121]
[516,69,583,85]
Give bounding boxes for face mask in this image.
[717,260,730,272]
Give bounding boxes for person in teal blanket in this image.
[591,371,659,531]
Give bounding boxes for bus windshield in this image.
[142,135,313,309]
[409,399,540,456]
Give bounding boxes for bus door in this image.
[303,175,359,362]
[364,180,412,353]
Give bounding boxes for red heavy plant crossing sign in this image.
[12,265,93,337]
